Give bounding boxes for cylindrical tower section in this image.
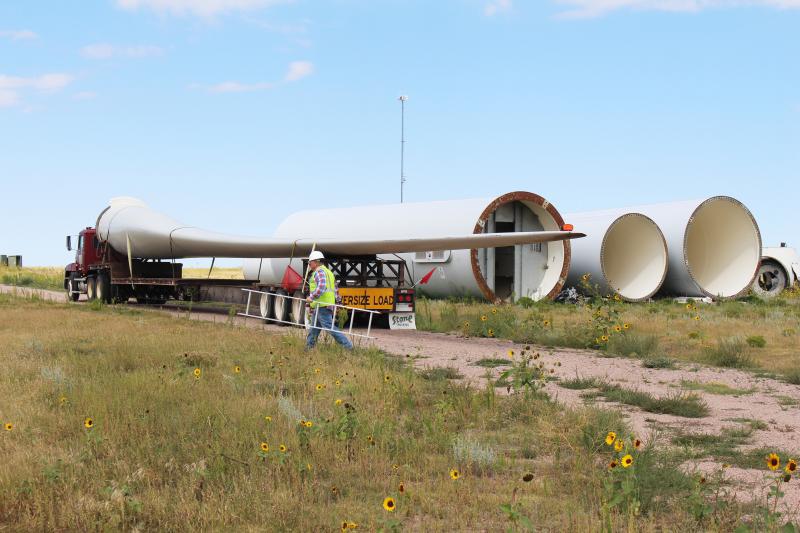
[244,191,571,301]
[565,211,668,301]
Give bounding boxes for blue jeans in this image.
[305,306,353,350]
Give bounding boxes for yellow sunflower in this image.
[582,273,590,282]
[382,497,396,512]
[507,349,514,358]
[787,459,798,474]
[384,375,391,383]
[84,417,94,429]
[685,303,692,310]
[614,294,621,301]
[305,420,313,428]
[265,416,272,422]
[693,315,700,321]
[491,308,498,314]
[768,453,780,471]
[335,399,343,406]
[314,368,321,374]
[614,439,624,452]
[621,454,634,468]
[347,523,358,530]
[315,384,324,391]
[480,315,488,322]
[543,320,550,327]
[193,368,201,379]
[623,323,630,330]
[59,396,68,405]
[279,444,287,453]
[449,468,460,480]
[335,380,342,386]
[487,329,495,337]
[463,321,470,329]
[260,442,269,452]
[332,486,339,495]
[234,365,241,374]
[4,422,13,431]
[605,431,617,446]
[614,325,622,333]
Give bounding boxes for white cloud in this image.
[74,91,98,100]
[284,60,313,81]
[555,0,800,18]
[0,29,38,41]
[485,0,512,15]
[209,81,275,93]
[81,43,164,59]
[116,0,291,17]
[0,73,74,108]
[204,60,313,94]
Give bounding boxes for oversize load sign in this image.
[339,287,394,310]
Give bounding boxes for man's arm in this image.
[308,269,326,300]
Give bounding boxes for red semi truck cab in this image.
[64,228,100,300]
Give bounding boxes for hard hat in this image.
[308,251,325,261]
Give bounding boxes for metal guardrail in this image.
[238,288,379,339]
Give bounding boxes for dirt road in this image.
[4,284,798,511]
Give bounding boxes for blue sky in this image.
[1,0,798,266]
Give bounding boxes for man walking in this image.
[305,251,353,350]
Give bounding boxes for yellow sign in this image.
[339,287,395,310]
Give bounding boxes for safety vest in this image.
[309,265,337,309]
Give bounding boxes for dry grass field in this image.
[416,285,800,383]
[4,294,797,531]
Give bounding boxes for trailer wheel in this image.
[96,272,111,304]
[259,291,275,320]
[66,274,80,302]
[273,289,291,324]
[753,260,787,298]
[291,291,307,328]
[86,276,97,301]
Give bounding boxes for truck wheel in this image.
[86,276,97,301]
[66,274,80,302]
[259,291,275,320]
[273,289,290,324]
[96,272,111,304]
[291,291,307,327]
[753,261,787,298]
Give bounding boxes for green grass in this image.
[419,366,464,381]
[607,333,660,358]
[0,266,63,291]
[474,358,512,368]
[595,383,709,418]
[642,356,677,369]
[703,337,756,369]
[559,376,599,390]
[680,380,754,396]
[0,293,743,530]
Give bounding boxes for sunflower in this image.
[768,453,780,471]
[335,379,342,386]
[600,335,609,342]
[543,320,550,327]
[463,321,470,329]
[449,468,460,480]
[84,417,94,429]
[609,460,618,469]
[335,399,343,406]
[300,419,307,426]
[384,375,391,383]
[623,323,630,330]
[347,523,358,530]
[315,384,324,391]
[614,325,621,333]
[621,454,633,468]
[341,521,348,532]
[59,396,68,405]
[605,432,617,446]
[392,464,399,471]
[398,482,405,493]
[279,444,287,453]
[193,368,201,379]
[383,497,396,512]
[582,273,590,282]
[633,438,642,449]
[692,305,697,312]
[491,308,498,314]
[480,315,488,322]
[613,294,621,301]
[260,442,269,452]
[614,439,624,452]
[234,365,241,374]
[487,329,495,338]
[685,303,692,310]
[4,422,13,431]
[507,349,514,358]
[367,435,374,445]
[693,315,700,321]
[787,459,798,474]
[305,420,313,428]
[314,368,321,374]
[265,416,272,422]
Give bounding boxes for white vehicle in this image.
[752,244,799,297]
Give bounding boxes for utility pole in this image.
[398,95,408,203]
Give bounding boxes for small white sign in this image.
[389,312,416,330]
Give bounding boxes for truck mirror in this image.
[66,235,72,251]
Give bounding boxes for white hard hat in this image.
[308,250,325,261]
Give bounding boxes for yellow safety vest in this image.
[309,265,336,309]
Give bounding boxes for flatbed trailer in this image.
[64,226,416,327]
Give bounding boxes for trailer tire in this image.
[259,291,275,320]
[753,260,788,298]
[291,291,307,328]
[66,274,80,302]
[273,289,290,324]
[96,272,111,304]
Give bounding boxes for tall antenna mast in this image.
[398,95,408,203]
